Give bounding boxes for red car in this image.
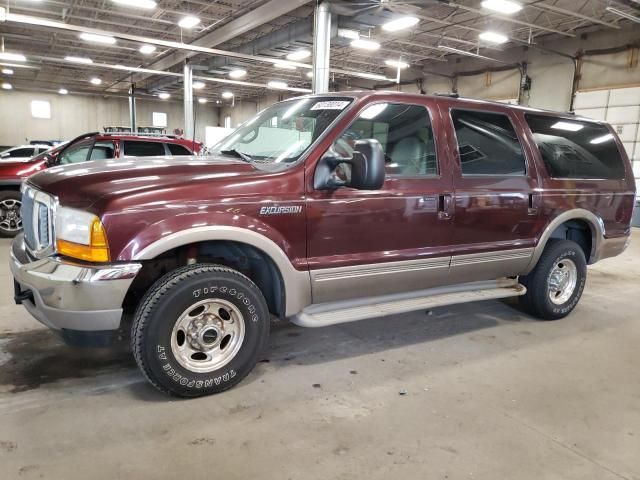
[0,132,202,237]
[11,92,635,397]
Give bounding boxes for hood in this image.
[0,158,47,179]
[27,156,258,208]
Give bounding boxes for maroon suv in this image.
[0,132,202,237]
[10,92,635,397]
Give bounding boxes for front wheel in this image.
[132,264,270,397]
[0,190,23,237]
[519,239,587,320]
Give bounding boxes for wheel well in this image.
[122,240,286,318]
[549,219,593,262]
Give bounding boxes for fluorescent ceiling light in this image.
[58,88,68,95]
[221,91,234,99]
[139,44,156,55]
[286,49,311,61]
[158,92,170,99]
[79,32,116,45]
[479,31,509,44]
[267,81,288,89]
[198,98,207,104]
[360,103,388,120]
[385,59,409,69]
[606,6,640,24]
[229,69,246,79]
[0,52,27,62]
[178,16,201,29]
[2,68,14,75]
[480,0,522,14]
[357,72,388,81]
[1,83,12,90]
[382,16,419,32]
[112,0,157,8]
[590,133,614,144]
[551,121,583,132]
[338,28,360,40]
[272,60,296,70]
[351,38,380,50]
[90,77,102,85]
[65,56,93,64]
[192,80,206,89]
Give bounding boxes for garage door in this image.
[574,86,640,197]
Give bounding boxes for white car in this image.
[0,144,52,161]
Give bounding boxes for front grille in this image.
[21,185,54,256]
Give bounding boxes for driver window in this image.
[332,103,438,177]
[58,141,92,165]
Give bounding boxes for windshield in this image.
[30,141,69,161]
[212,96,353,164]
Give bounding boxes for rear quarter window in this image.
[123,140,167,157]
[167,143,192,156]
[525,114,625,180]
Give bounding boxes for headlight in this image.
[55,207,110,262]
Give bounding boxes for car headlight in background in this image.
[55,207,110,262]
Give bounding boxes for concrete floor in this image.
[1,232,639,480]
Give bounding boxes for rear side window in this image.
[123,141,166,157]
[167,143,192,156]
[451,109,525,176]
[525,114,625,179]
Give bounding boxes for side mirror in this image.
[314,139,385,191]
[44,154,55,167]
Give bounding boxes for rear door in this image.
[441,103,541,283]
[306,98,454,303]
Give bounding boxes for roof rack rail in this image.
[435,92,460,98]
[102,131,181,139]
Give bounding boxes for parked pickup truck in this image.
[10,92,635,397]
[0,132,202,237]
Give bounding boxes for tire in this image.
[0,190,23,238]
[132,263,270,397]
[519,239,587,320]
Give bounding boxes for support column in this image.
[128,83,137,133]
[312,1,331,94]
[183,60,194,139]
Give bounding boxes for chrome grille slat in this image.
[21,185,55,257]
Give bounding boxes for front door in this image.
[306,99,454,303]
[441,104,541,283]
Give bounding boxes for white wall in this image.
[0,90,219,146]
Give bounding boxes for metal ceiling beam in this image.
[143,0,312,76]
[527,2,620,29]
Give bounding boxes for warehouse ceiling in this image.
[1,0,639,102]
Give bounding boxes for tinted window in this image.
[8,148,35,158]
[123,141,166,157]
[525,114,625,179]
[59,142,92,165]
[167,143,192,156]
[452,110,525,175]
[89,141,116,160]
[334,103,438,176]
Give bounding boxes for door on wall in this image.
[573,86,640,196]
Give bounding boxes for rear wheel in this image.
[132,264,270,397]
[519,239,587,320]
[0,190,22,237]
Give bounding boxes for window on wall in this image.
[332,103,438,176]
[451,109,526,176]
[31,100,51,119]
[224,116,232,129]
[152,112,167,127]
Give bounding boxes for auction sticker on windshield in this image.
[311,101,351,110]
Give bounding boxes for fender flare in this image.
[132,225,311,316]
[524,208,604,274]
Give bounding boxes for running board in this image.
[291,279,526,328]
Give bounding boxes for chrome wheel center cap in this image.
[187,314,224,351]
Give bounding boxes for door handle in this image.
[438,194,453,220]
[528,193,539,216]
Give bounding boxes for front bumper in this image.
[10,233,141,344]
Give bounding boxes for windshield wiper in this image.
[219,149,253,163]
